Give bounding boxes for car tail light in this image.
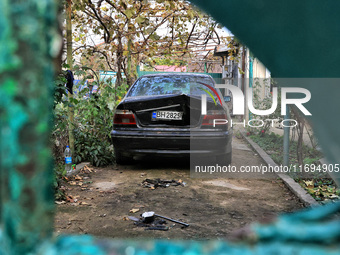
[114,110,137,125]
[202,110,228,127]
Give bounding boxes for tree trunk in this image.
[292,107,305,175]
[116,33,123,89]
[66,0,75,153]
[297,120,305,166]
[126,37,133,87]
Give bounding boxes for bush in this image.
[53,163,67,201]
[52,66,128,167]
[73,127,113,167]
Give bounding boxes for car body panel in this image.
[111,73,232,161]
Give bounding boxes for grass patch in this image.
[249,132,322,166]
[248,132,339,202]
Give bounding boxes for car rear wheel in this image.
[114,150,133,165]
[216,152,232,166]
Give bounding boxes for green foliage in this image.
[249,132,340,202]
[303,157,320,165]
[250,132,323,167]
[246,78,282,136]
[143,57,188,71]
[73,77,128,167]
[73,129,113,167]
[53,163,67,201]
[52,66,129,167]
[52,102,69,163]
[72,0,229,86]
[249,132,340,201]
[299,179,340,202]
[53,73,67,107]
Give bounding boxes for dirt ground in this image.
[55,137,304,240]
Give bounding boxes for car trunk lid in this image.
[120,94,214,128]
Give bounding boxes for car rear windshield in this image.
[127,75,217,98]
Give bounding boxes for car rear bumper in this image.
[111,128,232,157]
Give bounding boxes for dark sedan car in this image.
[111,73,232,165]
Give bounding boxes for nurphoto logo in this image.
[200,83,312,128]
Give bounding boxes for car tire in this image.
[114,150,133,165]
[216,152,232,166]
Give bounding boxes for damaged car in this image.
[111,73,232,165]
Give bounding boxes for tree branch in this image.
[88,0,111,43]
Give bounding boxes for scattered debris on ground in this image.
[125,211,189,231]
[142,178,186,189]
[55,144,303,239]
[129,208,140,213]
[54,165,96,206]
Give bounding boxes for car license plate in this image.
[152,111,183,120]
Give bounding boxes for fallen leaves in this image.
[301,179,340,201]
[55,193,92,206]
[55,164,96,204]
[66,195,76,203]
[81,165,94,174]
[75,175,82,181]
[129,208,140,213]
[303,180,314,189]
